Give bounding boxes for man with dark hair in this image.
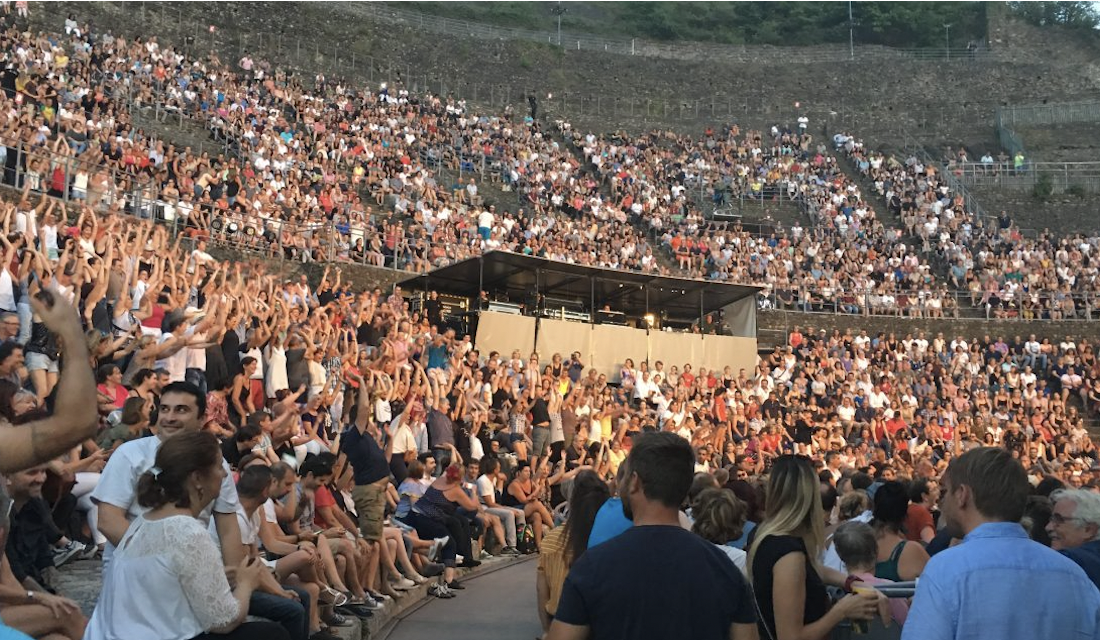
[222,421,264,469]
[232,465,319,640]
[549,432,757,640]
[0,480,61,640]
[93,381,243,567]
[904,447,1100,640]
[850,471,874,494]
[0,342,22,386]
[904,477,938,544]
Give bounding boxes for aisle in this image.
[385,558,544,640]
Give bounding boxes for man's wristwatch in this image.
[25,590,34,602]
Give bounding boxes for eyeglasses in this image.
[1050,513,1086,525]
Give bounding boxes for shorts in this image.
[352,480,388,541]
[26,351,59,373]
[531,425,551,458]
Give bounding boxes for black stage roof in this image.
[398,251,765,322]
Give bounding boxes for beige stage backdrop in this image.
[474,312,537,357]
[700,334,757,375]
[590,324,648,383]
[477,313,757,381]
[536,318,593,373]
[649,331,703,372]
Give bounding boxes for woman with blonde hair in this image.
[748,455,882,640]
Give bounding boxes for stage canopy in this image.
[398,251,765,326]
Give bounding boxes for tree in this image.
[1008,1,1100,29]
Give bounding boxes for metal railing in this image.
[996,100,1100,129]
[954,160,1100,194]
[899,130,998,233]
[759,286,1100,322]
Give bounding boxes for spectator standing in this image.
[904,478,938,544]
[870,482,928,581]
[903,447,1100,640]
[690,487,749,575]
[548,432,757,640]
[341,377,397,601]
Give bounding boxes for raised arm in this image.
[0,291,97,472]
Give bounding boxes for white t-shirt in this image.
[92,435,240,560]
[391,422,417,455]
[209,503,262,547]
[476,474,497,503]
[156,327,195,382]
[478,210,493,229]
[716,543,748,575]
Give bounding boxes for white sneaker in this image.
[428,582,455,599]
[428,536,449,562]
[391,577,416,590]
[478,549,493,560]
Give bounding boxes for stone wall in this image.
[966,187,1099,237]
[205,246,408,292]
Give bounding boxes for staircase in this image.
[541,121,687,277]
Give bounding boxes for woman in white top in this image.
[84,431,288,640]
[264,334,289,401]
[38,212,59,261]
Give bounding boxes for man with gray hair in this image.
[1048,488,1100,589]
[0,312,20,344]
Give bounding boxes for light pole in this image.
[848,1,854,60]
[552,2,567,47]
[944,23,952,60]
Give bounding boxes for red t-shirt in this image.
[313,485,338,529]
[904,503,934,542]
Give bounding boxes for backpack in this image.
[516,524,537,555]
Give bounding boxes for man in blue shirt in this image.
[1048,488,1100,591]
[904,447,1100,640]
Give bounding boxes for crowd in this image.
[2,12,1099,325]
[0,7,1094,640]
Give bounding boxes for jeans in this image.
[404,511,456,566]
[249,589,308,640]
[485,506,525,548]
